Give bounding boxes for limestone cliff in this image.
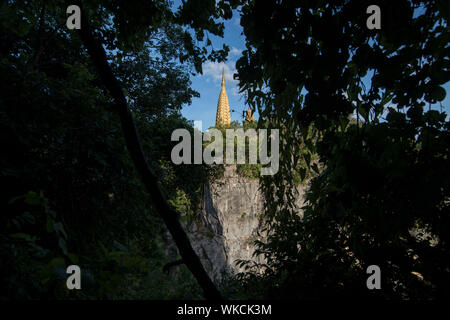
[185,165,305,282]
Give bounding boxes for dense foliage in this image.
[235,0,450,299]
[0,0,236,299]
[1,0,448,301]
[206,121,263,179]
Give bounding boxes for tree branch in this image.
[163,259,185,274]
[72,1,222,300]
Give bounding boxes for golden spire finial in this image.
[221,64,225,87]
[215,64,231,126]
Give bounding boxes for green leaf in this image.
[10,233,34,241]
[24,191,41,206]
[49,257,65,267]
[113,240,128,252]
[431,86,446,102]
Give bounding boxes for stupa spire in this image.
[221,64,225,86]
[215,65,231,127]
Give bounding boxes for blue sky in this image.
[180,14,248,131]
[179,8,450,129]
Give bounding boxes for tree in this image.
[0,0,238,299]
[236,0,450,298]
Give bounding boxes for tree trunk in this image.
[72,1,222,300]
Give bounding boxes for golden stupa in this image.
[215,65,231,126]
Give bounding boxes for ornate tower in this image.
[215,65,231,126]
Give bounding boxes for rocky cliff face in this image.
[185,165,305,282]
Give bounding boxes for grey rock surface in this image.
[186,165,305,282]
